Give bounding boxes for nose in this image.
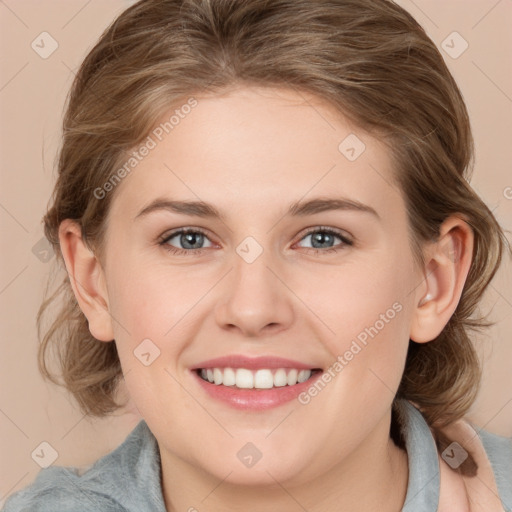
[214,246,295,338]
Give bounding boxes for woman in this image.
[3,0,511,511]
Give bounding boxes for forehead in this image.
[108,86,402,221]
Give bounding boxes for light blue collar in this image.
[398,399,440,512]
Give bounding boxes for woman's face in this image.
[101,86,425,486]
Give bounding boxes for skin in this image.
[59,86,474,512]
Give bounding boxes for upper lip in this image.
[191,355,322,370]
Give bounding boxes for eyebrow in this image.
[134,197,380,221]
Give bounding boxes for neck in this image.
[160,410,409,512]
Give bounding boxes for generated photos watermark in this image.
[298,301,403,404]
[93,97,198,200]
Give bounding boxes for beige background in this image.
[0,0,511,505]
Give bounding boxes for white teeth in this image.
[273,368,288,387]
[213,368,223,385]
[198,367,314,388]
[287,369,298,386]
[254,369,274,389]
[223,367,236,386]
[235,369,254,389]
[297,369,311,383]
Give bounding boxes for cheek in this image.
[104,260,198,418]
[106,252,208,339]
[104,253,221,392]
[314,251,415,387]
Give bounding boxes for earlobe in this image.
[58,219,114,342]
[410,216,474,343]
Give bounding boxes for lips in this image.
[192,355,319,371]
[190,355,323,410]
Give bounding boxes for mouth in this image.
[190,355,324,410]
[195,367,322,389]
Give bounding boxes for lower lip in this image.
[192,370,323,410]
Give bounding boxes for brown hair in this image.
[39,0,509,446]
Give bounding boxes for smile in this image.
[197,367,320,389]
[191,355,324,410]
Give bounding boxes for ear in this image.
[58,219,114,342]
[410,215,474,343]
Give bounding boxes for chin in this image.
[209,459,304,488]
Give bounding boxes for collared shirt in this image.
[2,400,511,511]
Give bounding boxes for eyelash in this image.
[158,226,353,257]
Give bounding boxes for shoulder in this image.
[1,466,127,512]
[439,417,512,511]
[1,466,126,511]
[1,420,164,512]
[395,399,512,511]
[477,428,512,508]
